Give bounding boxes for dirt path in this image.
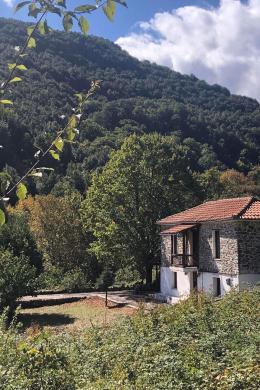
[18,290,159,309]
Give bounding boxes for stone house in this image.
[157,197,260,303]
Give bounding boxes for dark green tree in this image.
[82,134,200,286]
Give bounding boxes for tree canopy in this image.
[81,134,200,284]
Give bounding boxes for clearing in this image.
[19,297,136,333]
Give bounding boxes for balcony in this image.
[171,254,198,268]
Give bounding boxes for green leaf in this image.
[10,77,22,83]
[67,128,76,142]
[17,64,28,71]
[0,100,13,105]
[49,149,60,160]
[47,6,62,17]
[28,37,36,49]
[75,93,83,102]
[15,1,31,13]
[56,0,67,8]
[79,16,89,35]
[68,114,78,129]
[54,137,64,152]
[8,63,16,70]
[0,209,5,227]
[63,14,73,32]
[38,20,50,35]
[74,5,97,13]
[27,25,34,36]
[28,4,42,18]
[114,0,127,7]
[16,183,27,201]
[103,0,116,21]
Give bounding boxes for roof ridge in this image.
[238,197,256,219]
[204,196,252,204]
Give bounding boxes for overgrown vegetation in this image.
[0,289,259,389]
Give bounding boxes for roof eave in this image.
[158,217,237,225]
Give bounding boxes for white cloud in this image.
[116,0,260,101]
[3,0,14,7]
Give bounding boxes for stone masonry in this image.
[161,220,260,276]
[199,221,238,274]
[237,221,260,273]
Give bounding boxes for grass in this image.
[18,297,135,333]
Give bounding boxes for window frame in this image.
[171,234,178,256]
[213,229,221,259]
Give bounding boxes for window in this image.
[213,230,220,259]
[172,271,178,289]
[171,234,178,256]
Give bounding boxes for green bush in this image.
[0,249,37,315]
[0,316,75,390]
[0,289,259,389]
[71,289,260,389]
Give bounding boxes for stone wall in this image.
[236,221,260,273]
[161,235,171,267]
[199,221,239,274]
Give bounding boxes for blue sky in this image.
[1,0,219,41]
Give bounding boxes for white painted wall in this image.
[160,266,192,298]
[197,272,239,296]
[239,274,260,290]
[161,269,259,300]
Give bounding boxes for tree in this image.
[16,194,97,289]
[0,210,42,273]
[96,267,115,306]
[219,169,256,197]
[0,249,36,316]
[81,134,200,286]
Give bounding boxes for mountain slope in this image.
[0,17,259,195]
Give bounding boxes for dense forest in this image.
[0,17,260,200]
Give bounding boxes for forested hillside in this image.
[1,17,260,199]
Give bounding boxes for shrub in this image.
[0,249,37,316]
[0,316,75,390]
[0,289,259,389]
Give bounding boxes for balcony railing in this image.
[171,254,198,267]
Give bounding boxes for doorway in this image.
[192,271,198,290]
[213,277,221,297]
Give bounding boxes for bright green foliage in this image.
[0,249,36,315]
[0,99,13,105]
[0,289,259,389]
[73,289,260,389]
[0,209,5,226]
[16,182,27,200]
[0,323,75,390]
[81,134,199,283]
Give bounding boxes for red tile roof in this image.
[158,197,260,224]
[241,200,260,220]
[160,224,197,235]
